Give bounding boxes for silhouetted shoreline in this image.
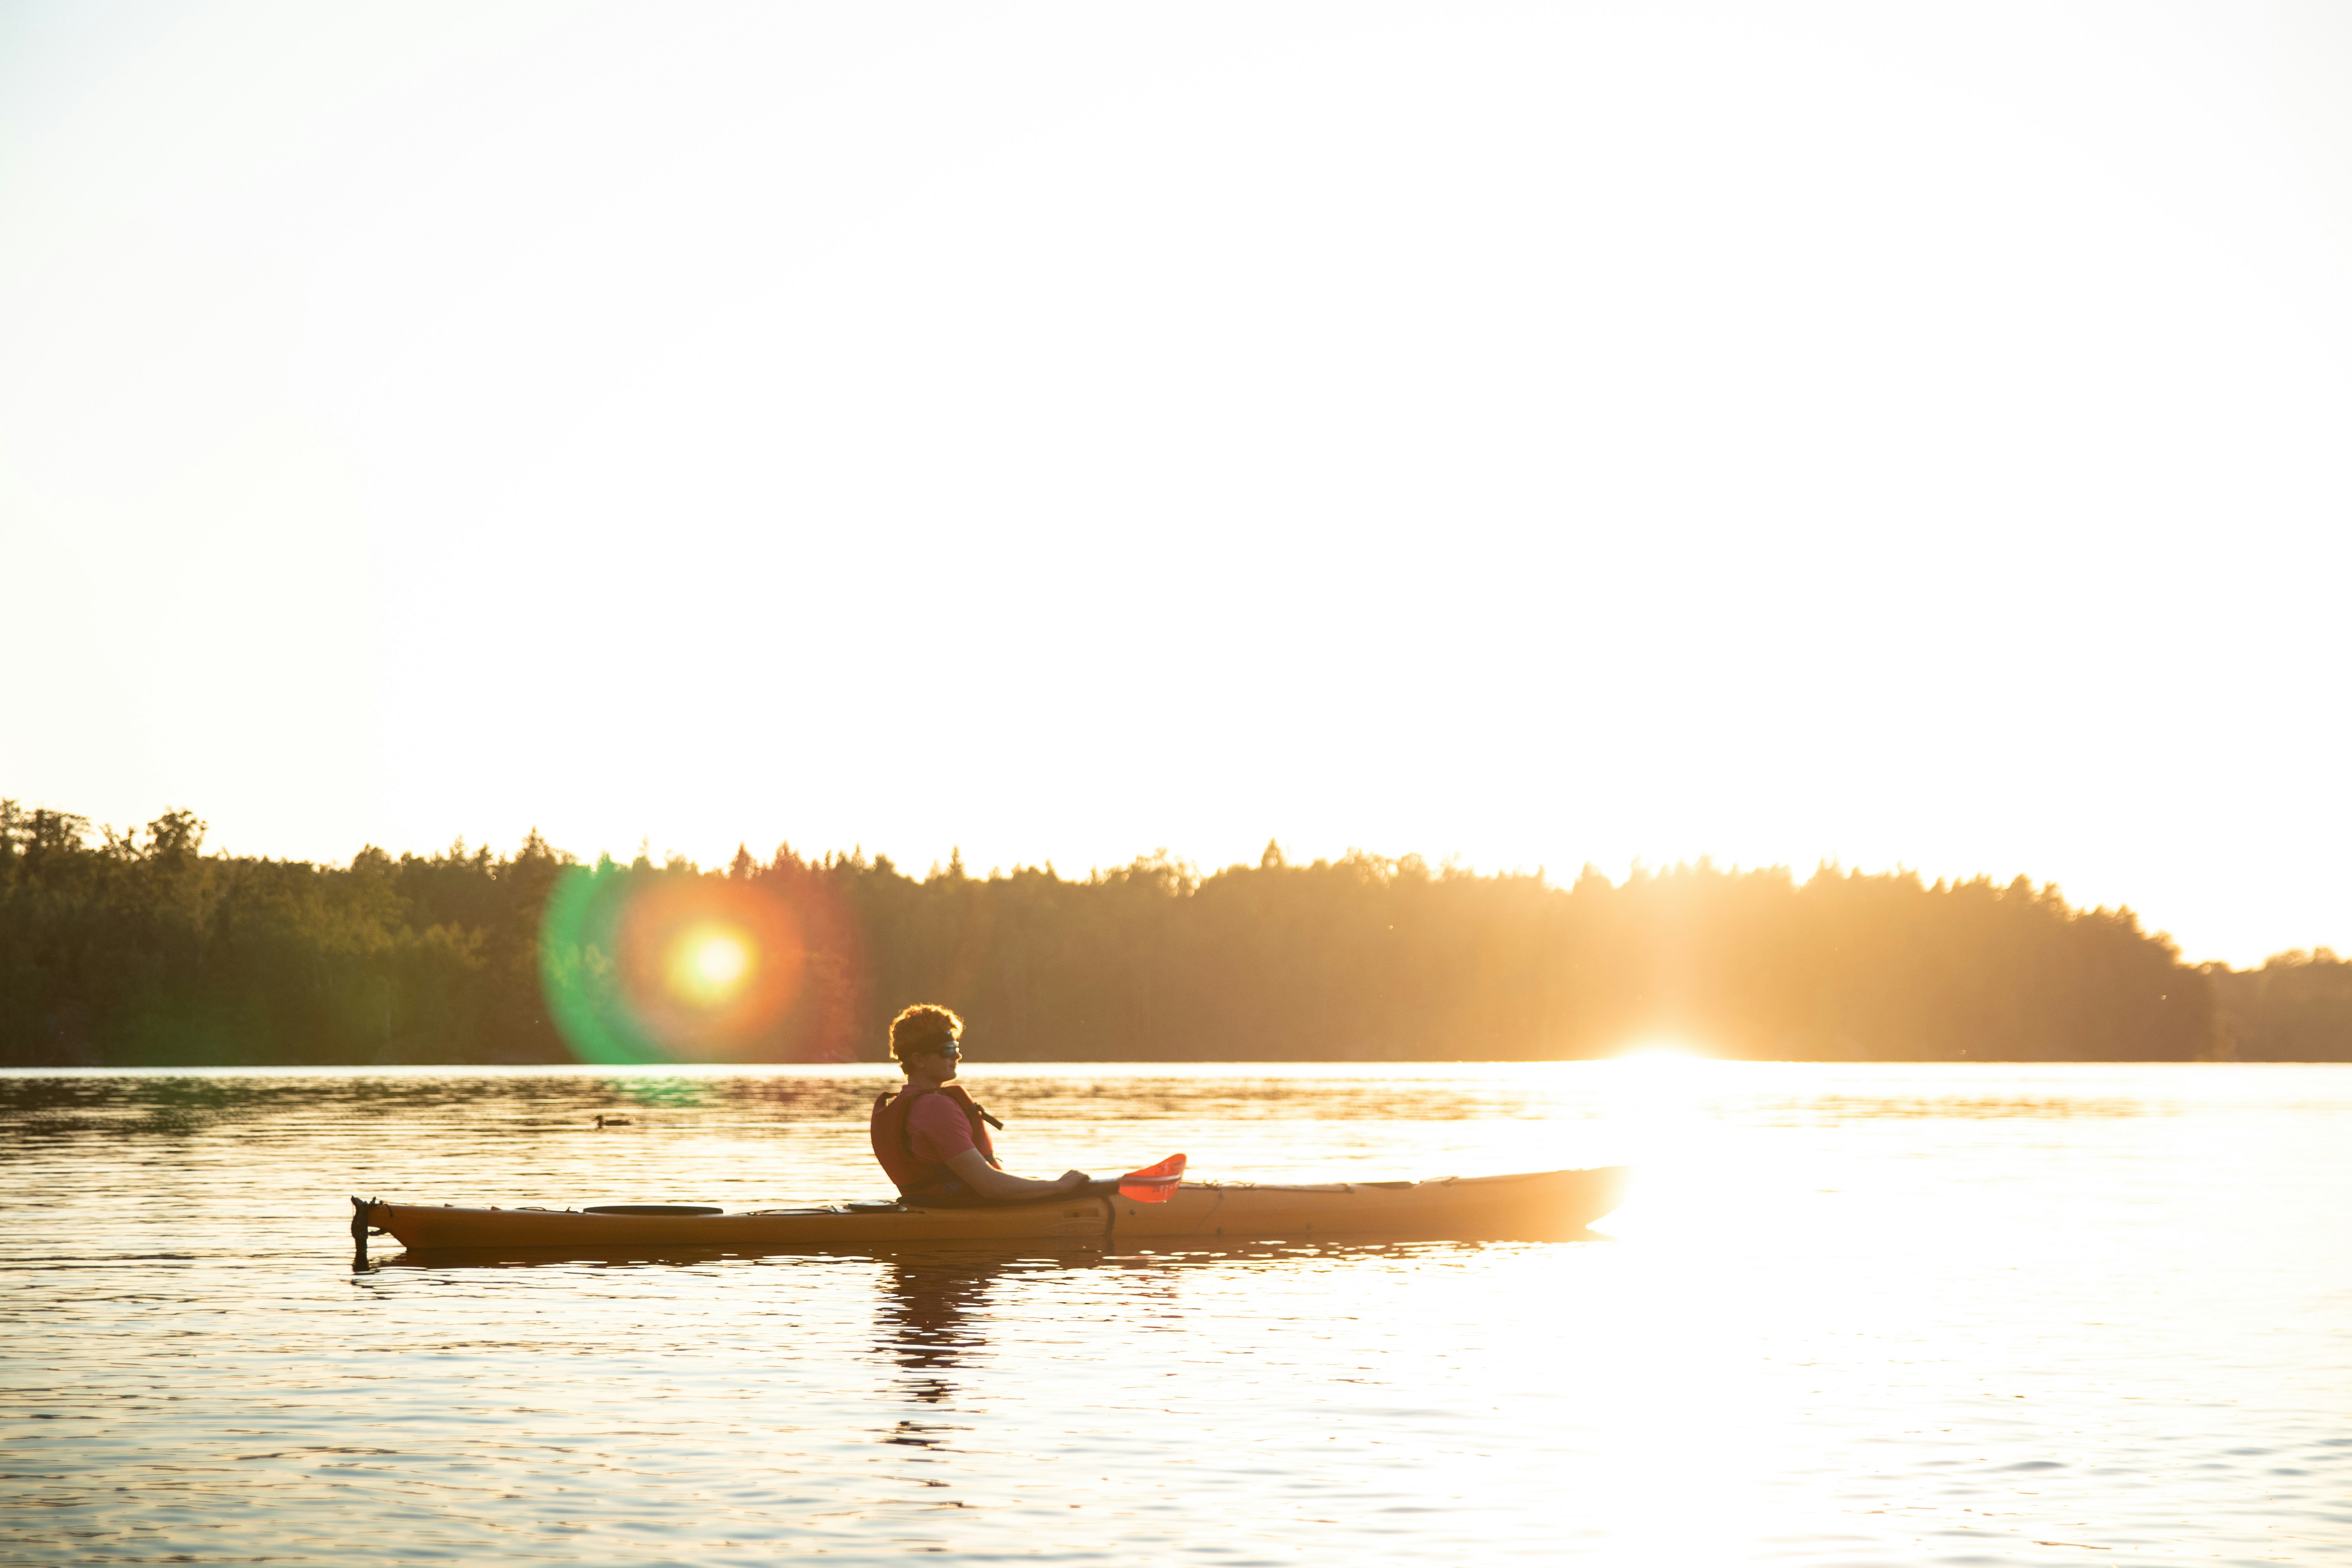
[5,802,2346,1066]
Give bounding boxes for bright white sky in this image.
[4,2,2348,966]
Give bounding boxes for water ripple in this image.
[2,1062,2348,1565]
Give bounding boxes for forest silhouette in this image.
[4,801,2344,1066]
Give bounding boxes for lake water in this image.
[3,1060,2347,1566]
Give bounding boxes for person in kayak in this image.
[869,1005,1090,1206]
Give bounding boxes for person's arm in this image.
[944,1147,1089,1201]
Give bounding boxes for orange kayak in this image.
[357,1167,1628,1252]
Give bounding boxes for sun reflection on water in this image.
[3,1064,2346,1564]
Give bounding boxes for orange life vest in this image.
[869,1083,1002,1200]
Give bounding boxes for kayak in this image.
[356,1167,1628,1252]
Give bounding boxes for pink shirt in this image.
[904,1092,978,1165]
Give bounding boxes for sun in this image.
[1620,1040,1705,1064]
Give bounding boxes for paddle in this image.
[1115,1153,1187,1203]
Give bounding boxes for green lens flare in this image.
[537,861,812,1063]
[537,863,668,1064]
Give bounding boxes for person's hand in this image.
[1059,1170,1091,1189]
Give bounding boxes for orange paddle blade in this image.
[1116,1153,1187,1204]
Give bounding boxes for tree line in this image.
[4,799,2345,1066]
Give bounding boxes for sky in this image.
[3,1,2348,967]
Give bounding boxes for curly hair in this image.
[887,1004,964,1065]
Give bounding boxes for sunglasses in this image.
[927,1042,961,1060]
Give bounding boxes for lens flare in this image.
[538,865,816,1062]
[671,925,752,1005]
